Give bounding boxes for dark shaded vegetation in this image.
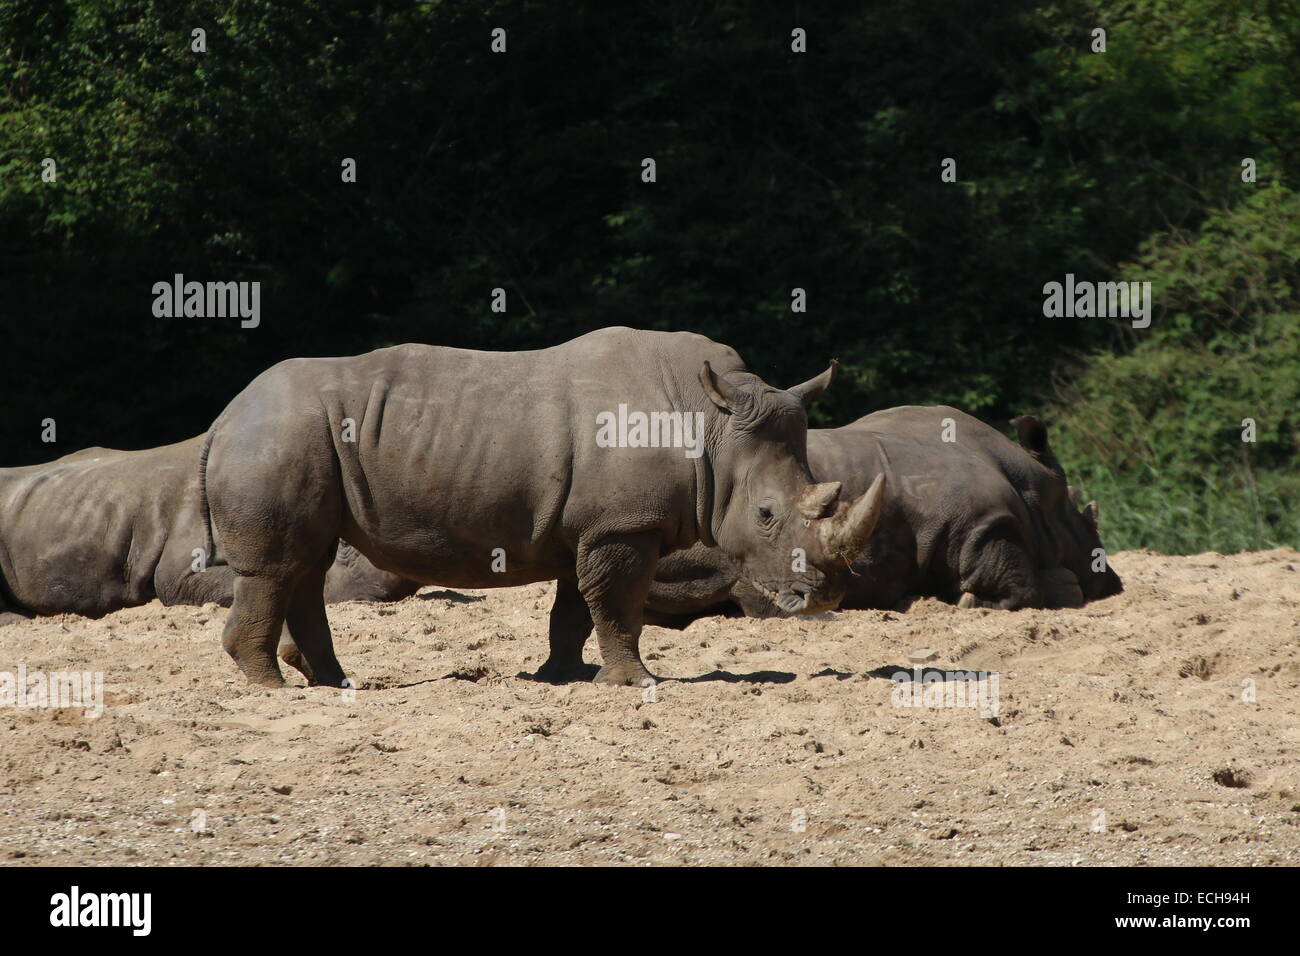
[2,0,1295,550]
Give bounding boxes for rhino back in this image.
[209,328,740,588]
[829,407,1099,598]
[0,437,206,616]
[856,406,1094,572]
[809,425,1027,605]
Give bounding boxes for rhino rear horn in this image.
[1083,500,1099,526]
[788,360,838,408]
[821,473,886,562]
[797,481,842,520]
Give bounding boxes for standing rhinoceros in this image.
[646,405,1122,619]
[0,438,424,625]
[200,327,886,688]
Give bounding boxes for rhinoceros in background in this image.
[0,438,424,626]
[323,541,421,604]
[0,438,234,621]
[646,405,1122,621]
[201,327,886,688]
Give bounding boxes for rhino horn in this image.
[788,359,838,408]
[797,481,842,520]
[820,473,886,562]
[1083,500,1099,525]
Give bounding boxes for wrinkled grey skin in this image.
[201,327,885,688]
[0,439,423,626]
[323,541,421,604]
[646,405,1122,621]
[0,438,232,622]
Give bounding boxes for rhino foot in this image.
[535,658,600,684]
[592,663,656,687]
[243,668,287,689]
[958,591,1021,610]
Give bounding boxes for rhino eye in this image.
[758,506,774,522]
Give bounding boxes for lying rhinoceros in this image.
[646,405,1122,620]
[201,327,886,688]
[0,437,420,625]
[323,541,422,604]
[0,438,235,621]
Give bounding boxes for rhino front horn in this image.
[820,473,886,562]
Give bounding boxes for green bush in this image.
[1050,184,1300,552]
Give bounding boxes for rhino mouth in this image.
[749,580,813,616]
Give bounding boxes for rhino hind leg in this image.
[535,578,597,683]
[281,564,347,687]
[221,575,292,687]
[277,629,314,683]
[577,532,659,687]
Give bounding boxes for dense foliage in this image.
[1,0,1296,551]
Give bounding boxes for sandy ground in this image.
[1,548,1297,866]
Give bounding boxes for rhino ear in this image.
[788,360,838,408]
[1067,485,1084,509]
[700,361,745,414]
[1083,500,1099,526]
[797,481,842,520]
[1011,414,1048,454]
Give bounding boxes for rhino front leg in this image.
[577,532,659,687]
[1038,567,1084,608]
[536,578,597,683]
[275,573,348,685]
[957,527,1039,610]
[158,562,237,608]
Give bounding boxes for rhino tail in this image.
[1010,414,1065,480]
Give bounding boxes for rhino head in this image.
[1065,486,1124,600]
[1012,414,1123,602]
[699,360,885,615]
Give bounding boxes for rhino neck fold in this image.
[693,446,717,548]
